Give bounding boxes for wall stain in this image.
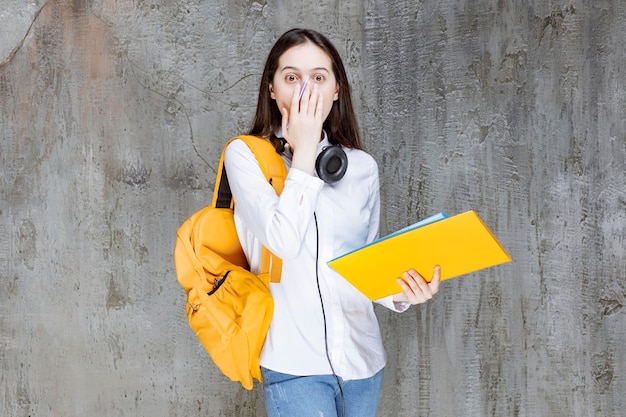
[108,333,124,370]
[16,384,31,409]
[592,353,614,393]
[105,228,149,265]
[17,218,37,271]
[70,0,92,16]
[165,164,203,190]
[0,2,50,69]
[106,274,129,310]
[599,297,623,317]
[103,226,149,311]
[537,5,577,43]
[116,164,152,188]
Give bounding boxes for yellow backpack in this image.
[174,135,286,390]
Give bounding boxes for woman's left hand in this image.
[392,266,441,305]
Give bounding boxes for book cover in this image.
[327,210,512,300]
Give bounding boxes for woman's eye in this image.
[313,74,325,82]
[286,74,297,82]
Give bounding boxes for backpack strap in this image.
[213,135,287,283]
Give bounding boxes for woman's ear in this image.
[269,82,276,100]
[333,83,339,101]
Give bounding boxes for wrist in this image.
[290,147,317,176]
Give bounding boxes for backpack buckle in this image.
[208,271,230,296]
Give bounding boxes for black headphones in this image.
[279,138,348,183]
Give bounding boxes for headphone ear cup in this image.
[315,145,348,183]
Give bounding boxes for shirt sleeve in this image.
[365,161,381,244]
[375,295,411,312]
[365,160,411,313]
[223,139,324,259]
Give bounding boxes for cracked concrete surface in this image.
[0,2,47,66]
[1,1,625,416]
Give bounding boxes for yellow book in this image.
[327,210,511,300]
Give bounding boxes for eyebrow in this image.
[280,66,330,74]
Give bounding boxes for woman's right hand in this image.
[281,81,324,176]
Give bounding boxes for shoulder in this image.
[225,137,251,156]
[225,137,288,183]
[342,147,379,187]
[223,138,261,176]
[225,136,279,161]
[224,137,260,166]
[344,147,379,172]
[225,137,245,151]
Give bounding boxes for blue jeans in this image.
[261,367,384,417]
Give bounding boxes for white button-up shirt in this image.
[223,135,408,381]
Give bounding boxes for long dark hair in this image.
[248,28,363,151]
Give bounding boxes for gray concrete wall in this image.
[1,0,624,416]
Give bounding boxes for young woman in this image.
[223,28,440,417]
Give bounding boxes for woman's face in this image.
[269,41,339,123]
